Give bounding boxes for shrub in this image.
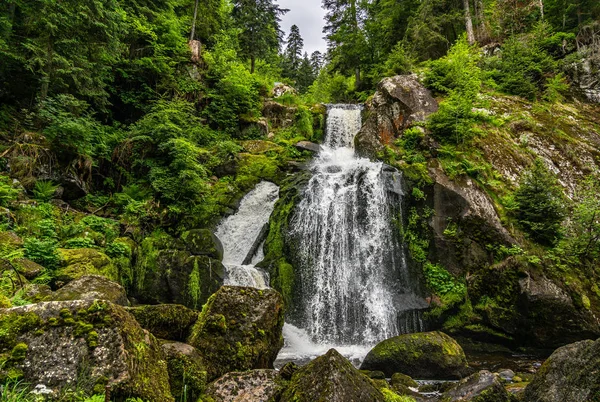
[64,237,96,249]
[0,176,19,207]
[514,159,566,246]
[105,241,131,259]
[32,181,57,202]
[24,238,60,269]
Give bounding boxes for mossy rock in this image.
[280,348,386,402]
[162,341,207,401]
[0,231,23,250]
[391,372,418,390]
[522,338,600,402]
[127,304,199,341]
[49,275,129,306]
[13,258,44,280]
[440,370,512,402]
[187,286,284,382]
[241,140,284,154]
[0,294,11,308]
[55,248,118,285]
[0,300,173,401]
[205,369,286,401]
[181,229,224,260]
[360,331,470,379]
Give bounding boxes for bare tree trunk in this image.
[539,0,544,19]
[251,56,256,74]
[190,0,199,41]
[475,0,488,43]
[463,0,476,44]
[355,67,361,90]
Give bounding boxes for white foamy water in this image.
[215,181,279,288]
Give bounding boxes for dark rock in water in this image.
[187,286,284,381]
[181,229,224,260]
[50,275,129,306]
[0,300,173,401]
[279,362,299,380]
[206,369,284,402]
[126,304,198,341]
[280,348,385,402]
[360,331,470,379]
[325,165,342,173]
[162,341,207,401]
[523,338,600,402]
[391,372,418,389]
[440,370,512,402]
[355,74,438,158]
[294,140,322,153]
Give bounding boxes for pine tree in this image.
[296,52,316,92]
[310,51,324,74]
[232,0,287,73]
[284,25,304,72]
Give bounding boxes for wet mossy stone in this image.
[55,248,117,285]
[50,275,129,306]
[440,370,511,402]
[522,337,600,402]
[127,304,199,341]
[280,348,386,402]
[162,341,207,401]
[181,229,224,260]
[241,140,284,154]
[391,372,418,389]
[0,300,173,401]
[360,331,470,379]
[206,369,285,401]
[187,286,284,382]
[13,258,44,280]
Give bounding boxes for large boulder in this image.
[187,286,284,381]
[206,369,285,402]
[522,338,600,402]
[440,370,512,402]
[181,229,224,260]
[162,341,207,401]
[55,248,118,285]
[50,275,129,306]
[0,300,173,401]
[126,304,199,341]
[360,331,470,379]
[280,348,385,402]
[355,74,438,158]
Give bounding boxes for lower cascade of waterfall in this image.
[277,104,428,365]
[215,181,279,289]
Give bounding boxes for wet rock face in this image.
[126,304,198,341]
[523,338,600,402]
[162,341,207,401]
[0,300,173,401]
[355,74,438,158]
[187,286,284,382]
[360,331,470,379]
[440,370,512,402]
[206,369,284,402]
[280,349,385,402]
[50,275,129,306]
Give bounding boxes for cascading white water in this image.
[283,104,426,354]
[215,181,279,289]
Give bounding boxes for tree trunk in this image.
[355,67,361,90]
[539,0,544,19]
[190,0,199,41]
[251,56,256,74]
[463,0,475,44]
[475,0,489,43]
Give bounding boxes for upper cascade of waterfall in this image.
[215,181,279,288]
[286,104,426,348]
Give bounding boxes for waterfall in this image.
[284,104,426,353]
[215,181,279,289]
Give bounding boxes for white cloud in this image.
[277,0,328,55]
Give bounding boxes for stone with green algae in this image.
[0,300,173,401]
[49,275,129,306]
[127,304,199,341]
[279,348,386,402]
[206,369,285,401]
[162,341,207,401]
[440,370,512,402]
[187,286,284,382]
[55,248,118,284]
[181,228,224,260]
[360,331,470,379]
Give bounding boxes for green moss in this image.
[10,343,27,360]
[381,388,416,402]
[0,312,42,349]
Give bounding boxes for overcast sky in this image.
[277,0,328,56]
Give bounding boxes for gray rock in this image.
[206,369,284,402]
[441,370,512,401]
[498,369,515,381]
[0,300,173,401]
[50,275,129,306]
[355,74,438,158]
[280,349,385,402]
[126,304,199,341]
[294,141,322,153]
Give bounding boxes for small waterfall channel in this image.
[277,104,427,365]
[215,181,279,289]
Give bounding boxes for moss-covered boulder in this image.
[390,372,419,395]
[360,331,470,379]
[55,248,117,285]
[181,229,224,260]
[13,258,43,280]
[206,369,285,402]
[522,337,600,402]
[0,300,173,401]
[162,341,207,401]
[440,370,512,402]
[187,286,284,381]
[50,275,129,306]
[127,304,199,341]
[280,348,385,402]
